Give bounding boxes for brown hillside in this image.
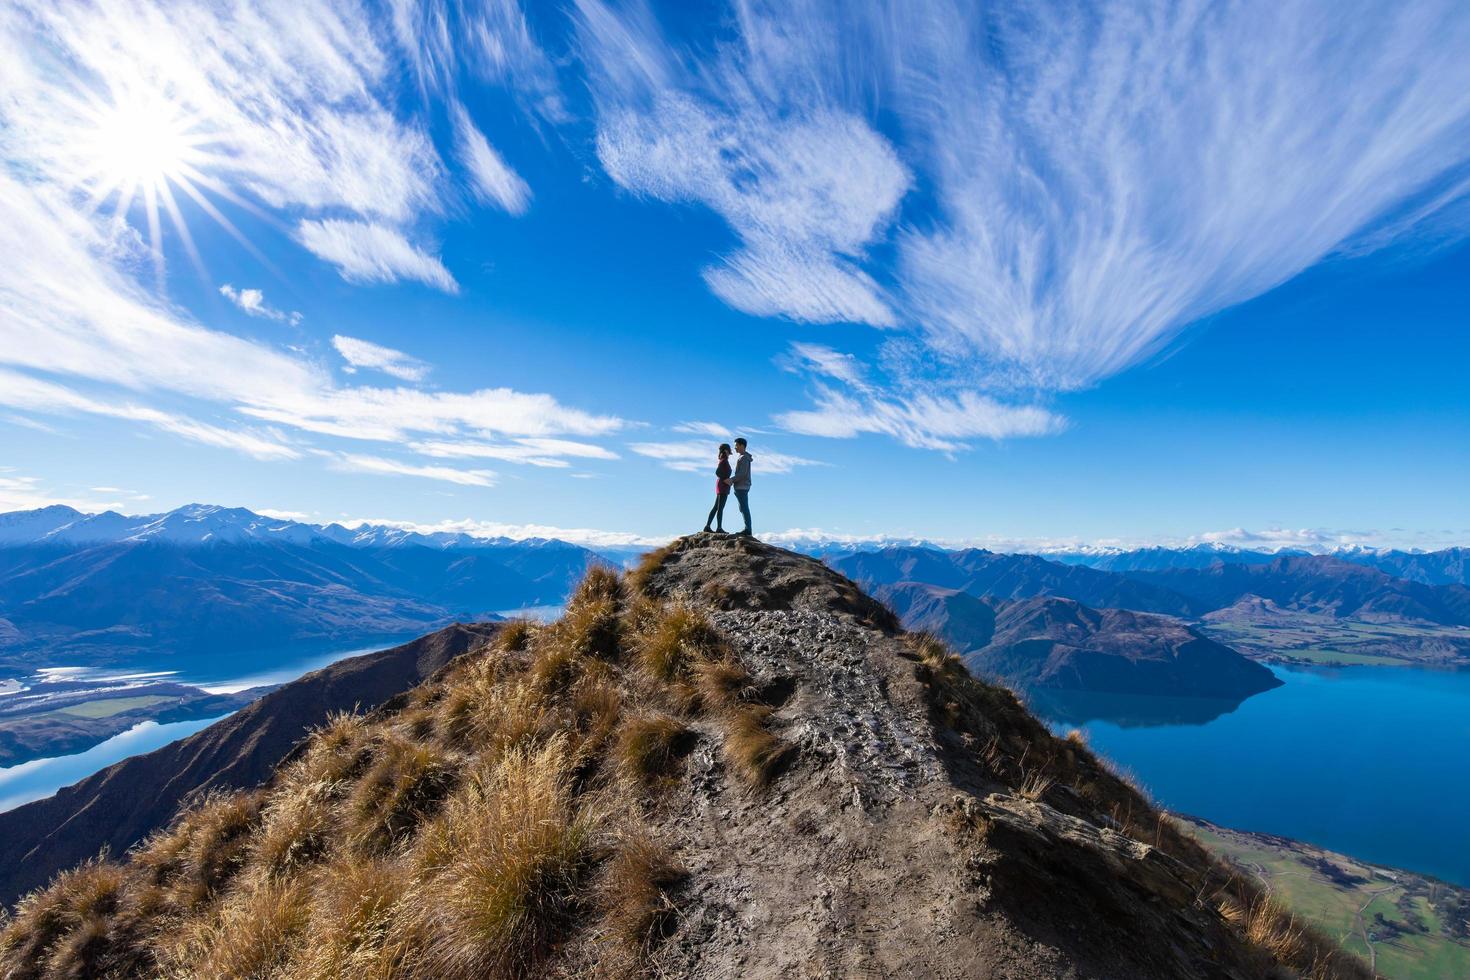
[0,535,1368,979]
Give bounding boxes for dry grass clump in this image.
[252,782,336,878]
[131,790,264,908]
[437,656,501,747]
[616,713,693,786]
[496,617,537,653]
[625,542,677,597]
[691,657,753,713]
[349,736,458,852]
[295,855,418,980]
[635,602,723,683]
[413,738,598,978]
[0,859,125,974]
[718,705,791,789]
[597,833,686,956]
[157,876,311,978]
[572,563,624,606]
[1219,891,1307,966]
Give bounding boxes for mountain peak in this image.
[631,532,900,630]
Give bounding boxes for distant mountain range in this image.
[1036,543,1470,586]
[0,504,607,672]
[829,546,1470,629]
[829,547,1204,617]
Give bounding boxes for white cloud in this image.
[389,0,566,122]
[219,284,301,325]
[777,343,1065,450]
[576,0,909,327]
[297,220,457,292]
[239,385,623,443]
[628,439,819,474]
[452,102,531,215]
[325,452,497,487]
[256,508,312,521]
[882,0,1470,390]
[340,515,666,549]
[0,368,301,461]
[410,437,617,468]
[331,335,430,382]
[0,474,132,515]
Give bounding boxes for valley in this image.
[1181,816,1470,980]
[1200,604,1470,668]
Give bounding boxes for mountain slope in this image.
[0,623,499,906]
[830,546,1205,616]
[0,536,1366,978]
[972,596,1282,699]
[877,582,1280,700]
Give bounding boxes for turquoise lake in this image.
[1038,663,1470,887]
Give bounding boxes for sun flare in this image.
[69,82,243,289]
[86,89,200,191]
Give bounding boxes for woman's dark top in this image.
[715,458,732,494]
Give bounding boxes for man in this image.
[730,437,754,537]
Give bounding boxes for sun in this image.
[71,81,245,291]
[86,88,201,192]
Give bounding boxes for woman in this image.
[702,443,732,533]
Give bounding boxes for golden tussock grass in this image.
[635,603,723,683]
[552,595,623,663]
[615,713,693,786]
[625,542,677,597]
[690,657,753,713]
[294,855,419,980]
[412,737,598,978]
[158,876,311,978]
[718,705,790,789]
[496,617,537,653]
[348,736,458,852]
[0,859,125,973]
[251,781,336,879]
[597,833,686,956]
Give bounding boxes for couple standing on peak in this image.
[702,437,754,538]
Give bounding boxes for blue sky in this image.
[1,0,1468,551]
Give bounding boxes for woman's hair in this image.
[718,443,732,454]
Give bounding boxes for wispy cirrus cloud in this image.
[629,439,820,474]
[297,220,458,292]
[575,0,909,328]
[577,0,1470,448]
[776,342,1064,450]
[0,168,619,474]
[0,368,301,461]
[323,452,497,487]
[0,0,623,477]
[452,102,532,215]
[331,335,430,383]
[410,438,618,468]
